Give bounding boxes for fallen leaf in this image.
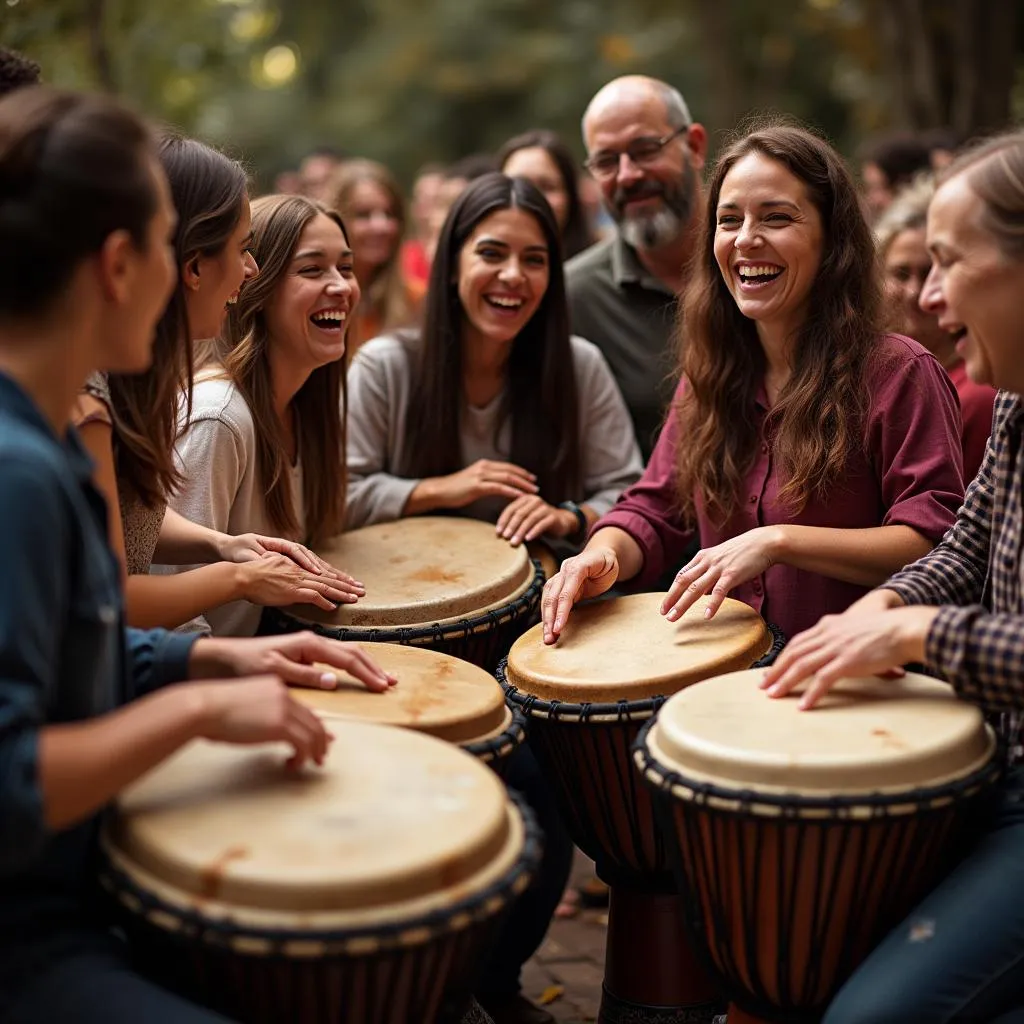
[539,985,564,1006]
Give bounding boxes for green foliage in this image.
[2,0,1020,189]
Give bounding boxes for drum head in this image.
[506,592,771,703]
[104,722,521,931]
[647,669,995,798]
[296,644,509,744]
[285,518,534,629]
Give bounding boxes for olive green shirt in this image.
[565,234,680,463]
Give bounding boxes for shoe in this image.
[477,993,557,1024]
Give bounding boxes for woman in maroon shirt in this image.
[542,125,965,644]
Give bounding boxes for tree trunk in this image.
[85,0,116,92]
[951,0,1017,136]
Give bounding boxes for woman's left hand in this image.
[759,605,940,709]
[661,526,782,622]
[220,533,364,591]
[496,495,577,546]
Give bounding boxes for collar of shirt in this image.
[0,371,95,486]
[610,233,675,296]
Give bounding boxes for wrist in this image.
[897,606,940,664]
[557,500,587,542]
[762,524,789,565]
[188,637,238,680]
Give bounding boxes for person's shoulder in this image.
[868,333,947,384]
[0,422,75,518]
[568,334,611,372]
[352,331,417,370]
[188,374,254,438]
[565,236,616,289]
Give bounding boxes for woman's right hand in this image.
[237,553,360,611]
[541,546,620,644]
[433,459,539,509]
[191,674,331,769]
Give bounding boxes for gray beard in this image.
[619,206,685,250]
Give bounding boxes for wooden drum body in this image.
[499,593,781,1024]
[636,670,1001,1024]
[294,643,526,778]
[99,723,541,1024]
[261,518,544,672]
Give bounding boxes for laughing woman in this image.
[169,194,361,636]
[763,130,1024,1024]
[542,124,965,645]
[74,133,358,631]
[345,171,642,557]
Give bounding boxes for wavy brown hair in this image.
[676,123,882,523]
[107,132,248,507]
[210,194,347,544]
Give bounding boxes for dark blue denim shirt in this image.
[0,372,196,985]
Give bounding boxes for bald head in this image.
[582,76,691,141]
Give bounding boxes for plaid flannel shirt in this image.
[886,390,1024,711]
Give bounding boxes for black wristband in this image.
[558,500,587,542]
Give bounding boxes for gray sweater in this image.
[346,333,643,531]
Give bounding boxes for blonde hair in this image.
[874,172,935,257]
[328,159,411,334]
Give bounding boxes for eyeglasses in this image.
[583,126,689,180]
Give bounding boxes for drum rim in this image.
[98,791,542,958]
[633,715,1002,819]
[464,707,527,764]
[496,623,786,724]
[261,560,545,642]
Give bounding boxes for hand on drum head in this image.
[541,546,619,644]
[661,528,779,623]
[435,459,539,509]
[760,602,940,710]
[223,533,364,591]
[191,632,398,693]
[496,494,577,546]
[237,553,363,610]
[192,674,333,769]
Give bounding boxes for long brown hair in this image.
[108,132,248,507]
[400,172,581,503]
[676,123,882,523]
[212,194,347,544]
[328,159,411,333]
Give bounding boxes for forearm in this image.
[587,526,645,582]
[403,477,447,516]
[125,563,244,630]
[770,524,934,588]
[38,685,205,831]
[152,506,225,565]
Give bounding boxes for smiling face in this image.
[501,147,570,232]
[456,206,550,351]
[583,89,703,251]
[713,152,824,343]
[346,179,401,274]
[186,195,259,340]
[920,175,1023,390]
[883,226,953,361]
[263,213,361,374]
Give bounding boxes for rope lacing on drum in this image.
[633,717,1002,1022]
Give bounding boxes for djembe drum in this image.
[261,517,544,672]
[294,642,526,778]
[99,722,541,1024]
[499,592,783,1023]
[636,669,1001,1024]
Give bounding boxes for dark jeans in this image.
[824,768,1024,1024]
[477,743,574,1000]
[5,934,232,1024]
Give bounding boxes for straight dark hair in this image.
[107,132,248,507]
[497,129,595,259]
[400,172,581,503]
[677,122,882,522]
[0,87,156,319]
